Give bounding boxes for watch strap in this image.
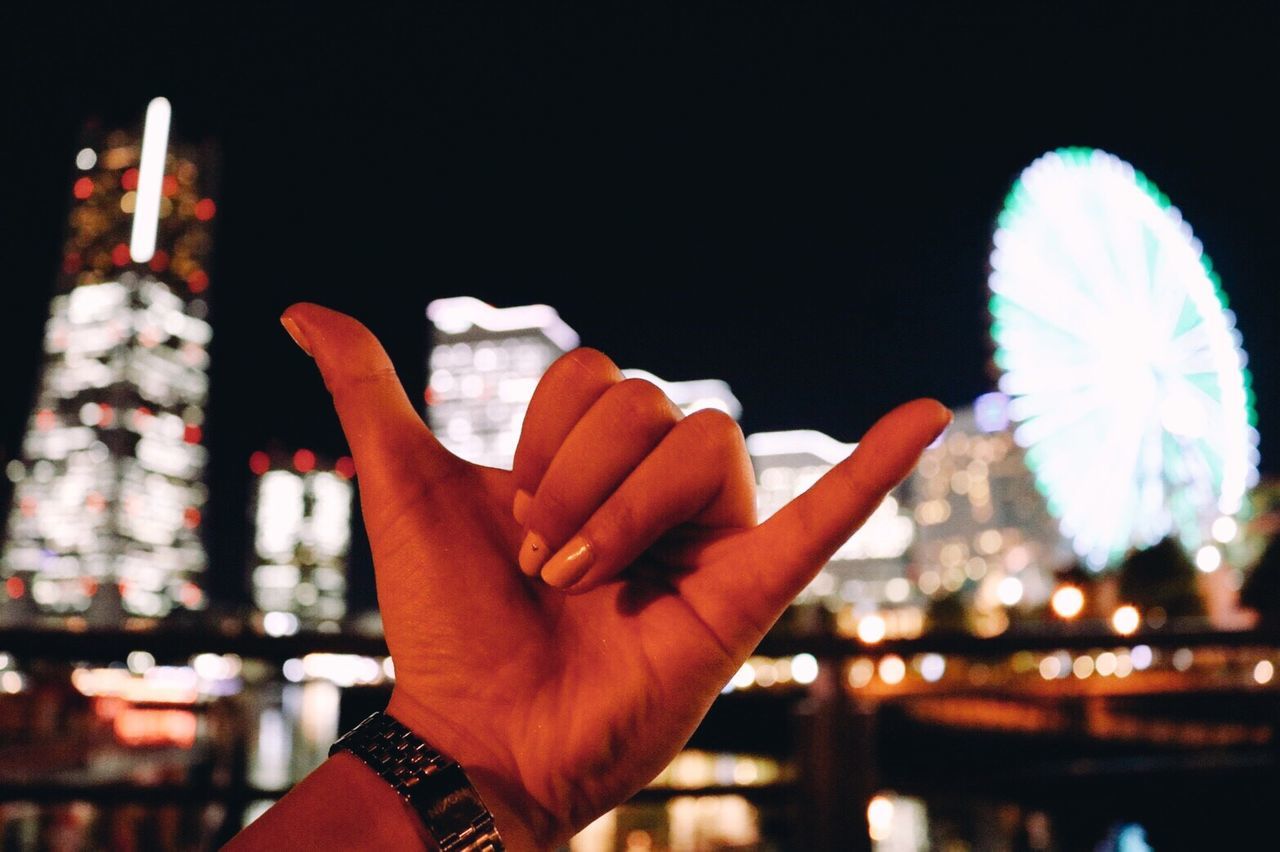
[330,711,504,851]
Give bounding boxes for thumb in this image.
[281,303,459,533]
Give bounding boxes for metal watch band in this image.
[330,711,505,852]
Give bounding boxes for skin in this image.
[228,303,951,850]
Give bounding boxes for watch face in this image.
[415,763,493,843]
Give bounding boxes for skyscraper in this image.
[425,297,580,469]
[908,393,1069,625]
[248,451,355,632]
[746,430,917,613]
[2,98,217,622]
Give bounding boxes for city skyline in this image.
[3,7,1276,612]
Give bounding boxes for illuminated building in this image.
[2,98,217,621]
[746,430,917,614]
[908,394,1069,624]
[620,369,742,419]
[425,297,580,469]
[248,451,355,630]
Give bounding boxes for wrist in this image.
[384,689,552,851]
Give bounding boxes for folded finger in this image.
[511,348,623,522]
[518,377,681,576]
[539,409,756,593]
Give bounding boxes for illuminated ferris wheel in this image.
[989,147,1259,570]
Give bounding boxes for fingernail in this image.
[518,531,549,577]
[280,316,312,357]
[512,489,532,526]
[542,536,593,589]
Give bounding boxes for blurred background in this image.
[1,3,1278,850]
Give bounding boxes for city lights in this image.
[426,298,580,469]
[1050,585,1085,619]
[129,97,171,264]
[1111,605,1141,636]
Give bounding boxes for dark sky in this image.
[2,4,1277,603]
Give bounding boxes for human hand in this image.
[280,303,950,850]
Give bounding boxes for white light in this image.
[745,430,856,466]
[76,147,97,170]
[1194,545,1222,573]
[857,613,887,644]
[919,654,946,682]
[263,610,300,637]
[1111,605,1140,636]
[1,671,23,694]
[1073,655,1094,679]
[1095,652,1117,677]
[1039,656,1061,680]
[731,662,756,690]
[382,657,396,680]
[1172,648,1194,671]
[426,297,580,351]
[885,577,910,603]
[1211,516,1238,544]
[1131,645,1153,670]
[996,576,1024,607]
[867,795,894,841]
[129,97,172,264]
[621,369,742,420]
[878,655,906,685]
[282,658,305,682]
[791,653,819,685]
[1254,660,1274,685]
[127,650,156,674]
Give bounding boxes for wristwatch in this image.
[329,711,505,851]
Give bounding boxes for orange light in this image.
[187,269,209,293]
[183,506,202,529]
[194,198,216,221]
[148,249,170,273]
[1111,605,1141,636]
[121,168,140,191]
[114,708,197,747]
[111,243,131,267]
[73,177,94,199]
[1050,585,1085,619]
[161,175,179,197]
[293,448,316,473]
[249,451,271,475]
[5,576,24,599]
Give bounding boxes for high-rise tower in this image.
[2,98,217,622]
[425,297,580,469]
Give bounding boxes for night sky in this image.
[2,4,1277,606]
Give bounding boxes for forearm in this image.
[224,751,431,850]
[223,718,544,851]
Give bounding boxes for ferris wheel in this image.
[989,147,1259,570]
